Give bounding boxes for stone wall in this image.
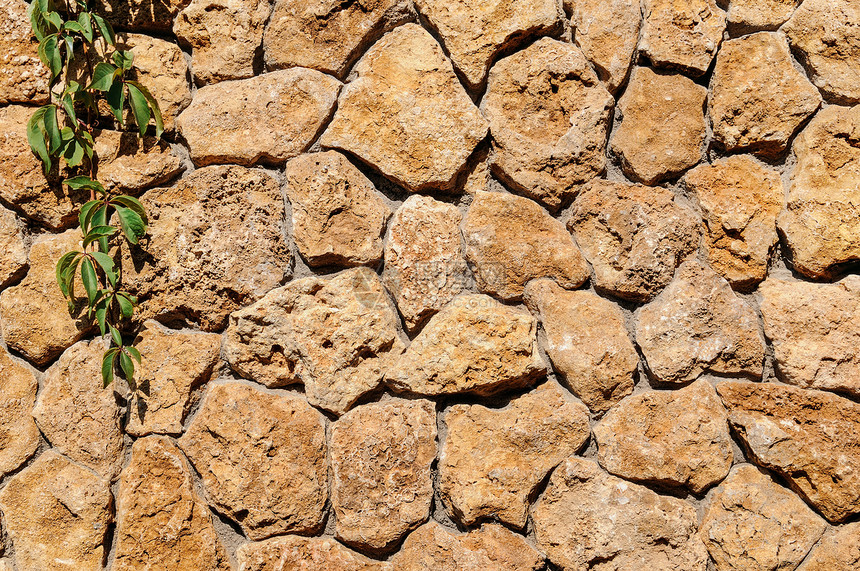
[0,0,859,569]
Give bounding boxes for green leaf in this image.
[64,35,74,67]
[61,93,76,124]
[111,195,147,225]
[83,202,107,235]
[125,83,150,137]
[60,256,80,304]
[78,199,100,232]
[116,292,134,318]
[89,250,117,286]
[125,344,141,363]
[44,10,63,31]
[28,0,50,42]
[115,205,146,244]
[102,347,118,387]
[126,80,163,138]
[80,256,97,305]
[62,137,85,167]
[112,50,133,71]
[37,34,61,79]
[95,301,107,335]
[26,106,51,172]
[66,175,105,193]
[106,80,125,124]
[55,251,80,297]
[109,324,123,347]
[77,12,93,41]
[83,226,118,252]
[91,13,114,46]
[119,349,134,382]
[43,104,61,153]
[63,21,82,33]
[88,62,117,91]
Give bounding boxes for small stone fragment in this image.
[727,0,799,35]
[462,190,589,301]
[700,464,827,571]
[797,522,860,571]
[0,206,27,289]
[285,151,391,268]
[98,0,190,32]
[639,0,726,76]
[0,345,39,478]
[93,130,184,192]
[0,0,50,104]
[320,24,488,192]
[179,383,328,540]
[569,0,641,93]
[237,536,391,571]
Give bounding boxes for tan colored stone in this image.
[0,0,50,104]
[523,279,638,413]
[640,0,725,76]
[382,195,469,333]
[94,130,184,192]
[482,37,613,209]
[532,457,709,571]
[685,156,783,288]
[331,398,436,551]
[710,32,821,156]
[179,382,327,540]
[320,24,488,193]
[440,382,589,528]
[777,105,860,278]
[114,436,230,571]
[98,0,190,32]
[387,294,546,396]
[567,180,700,302]
[594,380,733,493]
[237,536,391,571]
[125,165,292,332]
[463,190,589,301]
[797,522,860,571]
[569,0,641,93]
[125,320,221,437]
[0,206,27,289]
[700,464,827,571]
[636,260,765,384]
[717,380,860,523]
[224,268,404,415]
[178,69,340,166]
[0,346,39,478]
[611,67,707,184]
[286,151,391,268]
[727,0,799,35]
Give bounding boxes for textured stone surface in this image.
[636,260,765,384]
[0,451,112,571]
[594,380,733,493]
[710,32,821,156]
[237,536,390,571]
[639,0,726,76]
[568,180,700,302]
[717,381,860,523]
[0,0,50,104]
[320,24,488,192]
[178,69,340,166]
[0,345,39,478]
[797,522,860,571]
[331,398,436,551]
[700,464,827,571]
[179,382,328,539]
[0,206,27,289]
[568,0,641,93]
[98,0,190,32]
[727,0,798,34]
[224,268,404,414]
[532,457,709,571]
[523,279,638,413]
[778,105,860,278]
[114,436,230,571]
[387,294,545,396]
[285,151,391,268]
[93,130,184,192]
[463,190,589,301]
[685,156,783,288]
[440,382,590,528]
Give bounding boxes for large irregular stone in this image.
[440,382,590,528]
[0,451,112,571]
[778,105,860,278]
[523,279,638,413]
[700,464,827,571]
[462,190,589,301]
[114,436,230,571]
[285,151,391,268]
[237,536,391,571]
[93,130,184,192]
[783,0,860,105]
[567,180,700,302]
[224,268,404,415]
[387,294,546,397]
[320,24,488,192]
[717,380,860,522]
[710,32,821,157]
[594,380,733,493]
[125,165,292,332]
[0,346,39,478]
[98,0,190,32]
[685,156,783,288]
[639,0,726,76]
[532,457,709,571]
[636,260,765,384]
[177,69,340,166]
[179,382,328,540]
[331,398,436,551]
[727,0,799,35]
[797,522,860,571]
[0,0,50,104]
[0,206,27,289]
[611,67,707,184]
[568,0,641,93]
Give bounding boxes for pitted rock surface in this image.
[0,345,39,478]
[0,0,50,104]
[237,536,391,571]
[0,205,27,289]
[727,0,799,35]
[797,522,860,571]
[568,0,641,93]
[639,0,726,76]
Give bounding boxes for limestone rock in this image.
[611,67,707,184]
[717,380,860,522]
[331,398,436,551]
[635,260,765,384]
[797,522,860,571]
[700,464,827,571]
[179,383,328,539]
[237,536,391,571]
[639,0,726,76]
[387,294,546,397]
[382,195,470,333]
[178,69,340,166]
[727,0,799,35]
[114,436,230,571]
[98,0,190,32]
[523,279,638,413]
[567,180,700,302]
[684,156,783,288]
[440,382,590,528]
[93,130,184,192]
[124,165,292,332]
[568,0,641,93]
[532,457,709,571]
[0,345,39,478]
[462,190,589,301]
[0,206,27,289]
[0,0,50,104]
[224,268,404,415]
[320,24,488,192]
[710,32,821,156]
[777,105,860,278]
[594,380,733,493]
[285,151,391,268]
